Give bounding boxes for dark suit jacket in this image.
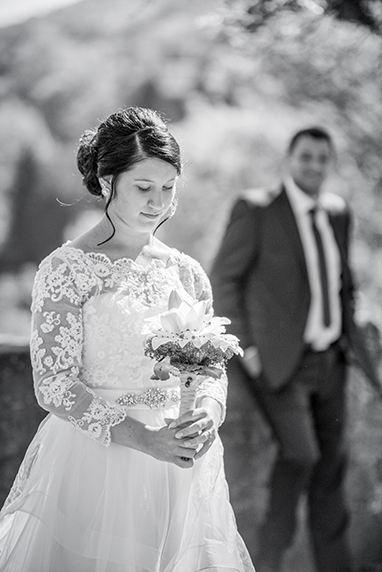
[210,186,379,391]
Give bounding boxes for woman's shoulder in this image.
[35,243,98,295]
[168,247,205,275]
[31,244,92,310]
[168,247,211,301]
[38,242,88,271]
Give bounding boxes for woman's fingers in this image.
[150,424,198,466]
[173,415,214,440]
[176,423,215,443]
[169,407,208,430]
[179,443,197,455]
[194,438,214,460]
[163,408,217,466]
[174,456,194,468]
[176,442,198,468]
[179,428,216,455]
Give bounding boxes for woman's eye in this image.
[163,185,175,192]
[137,186,150,192]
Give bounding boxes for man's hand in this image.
[241,346,262,378]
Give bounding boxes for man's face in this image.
[288,135,332,198]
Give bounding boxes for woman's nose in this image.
[149,192,164,210]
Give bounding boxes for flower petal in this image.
[185,307,202,331]
[160,310,183,333]
[168,290,183,310]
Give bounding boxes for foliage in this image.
[202,8,382,166]
[0,0,380,330]
[213,0,382,35]
[196,5,382,323]
[0,150,73,271]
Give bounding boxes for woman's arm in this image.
[31,251,126,446]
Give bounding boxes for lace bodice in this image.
[30,244,227,446]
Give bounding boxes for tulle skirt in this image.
[0,407,255,572]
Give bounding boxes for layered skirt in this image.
[0,405,254,572]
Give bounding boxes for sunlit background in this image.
[0,1,381,569]
[0,0,381,338]
[0,0,82,28]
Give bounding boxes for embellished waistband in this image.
[93,387,180,409]
[116,387,180,408]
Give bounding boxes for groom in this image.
[210,127,380,572]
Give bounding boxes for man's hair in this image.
[288,127,333,155]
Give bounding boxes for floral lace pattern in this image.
[81,297,149,388]
[68,388,127,446]
[196,373,228,425]
[30,244,226,446]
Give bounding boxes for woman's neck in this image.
[72,215,153,261]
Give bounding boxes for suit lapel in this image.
[322,203,350,297]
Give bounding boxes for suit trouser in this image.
[250,344,352,572]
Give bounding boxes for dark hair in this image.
[76,107,182,242]
[288,127,333,155]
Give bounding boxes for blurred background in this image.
[0,0,381,570]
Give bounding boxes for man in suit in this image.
[210,127,380,572]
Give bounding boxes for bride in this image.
[0,106,255,572]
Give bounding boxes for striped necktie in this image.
[309,207,331,327]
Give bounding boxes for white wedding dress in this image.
[0,244,255,572]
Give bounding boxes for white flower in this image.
[146,289,243,356]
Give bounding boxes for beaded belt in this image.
[116,387,180,409]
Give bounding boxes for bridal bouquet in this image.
[144,289,243,415]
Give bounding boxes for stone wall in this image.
[0,338,47,504]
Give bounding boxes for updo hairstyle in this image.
[77,106,182,197]
[76,107,182,242]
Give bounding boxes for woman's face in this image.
[106,158,178,235]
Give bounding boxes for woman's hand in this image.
[110,397,221,467]
[110,415,197,469]
[168,397,221,461]
[143,423,198,468]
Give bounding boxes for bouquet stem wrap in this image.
[179,372,199,416]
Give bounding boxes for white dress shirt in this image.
[285,177,342,351]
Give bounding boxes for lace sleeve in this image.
[178,254,227,425]
[30,251,126,446]
[177,253,213,312]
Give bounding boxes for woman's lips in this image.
[141,212,162,219]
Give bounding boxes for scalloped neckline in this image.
[62,242,179,269]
